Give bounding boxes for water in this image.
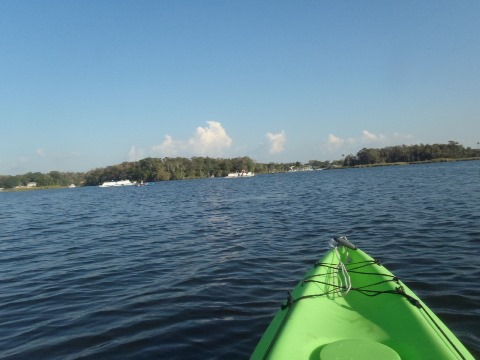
[1,161,479,359]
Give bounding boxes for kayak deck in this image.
[251,243,473,360]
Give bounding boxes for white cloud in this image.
[323,130,416,156]
[362,130,377,141]
[128,146,145,162]
[266,130,286,154]
[326,134,344,152]
[328,134,344,146]
[188,121,232,155]
[361,130,386,142]
[393,132,414,140]
[152,121,232,157]
[152,135,183,156]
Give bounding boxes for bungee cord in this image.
[331,241,352,295]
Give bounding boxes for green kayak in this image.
[251,237,474,360]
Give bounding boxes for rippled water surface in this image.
[1,161,479,359]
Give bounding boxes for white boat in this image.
[99,180,135,187]
[225,170,255,178]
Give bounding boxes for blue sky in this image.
[1,1,479,175]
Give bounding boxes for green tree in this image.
[356,148,381,165]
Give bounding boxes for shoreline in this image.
[2,185,73,192]
[2,157,479,192]
[348,157,480,169]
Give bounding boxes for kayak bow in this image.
[251,237,474,360]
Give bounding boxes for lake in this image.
[1,161,479,359]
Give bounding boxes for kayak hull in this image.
[251,245,473,360]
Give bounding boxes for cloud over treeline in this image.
[151,121,232,157]
[324,130,415,154]
[266,130,286,154]
[129,121,288,162]
[128,121,232,159]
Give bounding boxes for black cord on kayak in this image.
[314,259,373,268]
[281,291,294,310]
[417,303,468,360]
[395,286,422,308]
[394,285,468,360]
[264,291,295,359]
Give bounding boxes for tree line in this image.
[0,156,324,188]
[0,171,85,189]
[1,142,478,189]
[342,141,479,167]
[82,157,330,186]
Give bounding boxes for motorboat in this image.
[99,180,135,187]
[225,170,255,178]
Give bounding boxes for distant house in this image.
[26,182,37,187]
